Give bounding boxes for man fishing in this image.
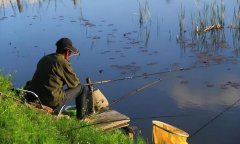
[24,37,88,119]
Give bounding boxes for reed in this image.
[177,4,187,49]
[157,17,160,38]
[211,0,225,26]
[230,0,240,50]
[192,0,225,34]
[179,4,185,35]
[138,0,151,27]
[178,0,228,54]
[231,3,240,28]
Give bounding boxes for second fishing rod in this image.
[83,62,229,86]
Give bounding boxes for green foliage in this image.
[0,74,143,144]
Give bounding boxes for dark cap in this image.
[56,38,79,55]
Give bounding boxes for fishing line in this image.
[189,96,240,139]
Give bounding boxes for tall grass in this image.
[0,73,144,144]
[232,0,240,29]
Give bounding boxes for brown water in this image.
[1,0,240,143]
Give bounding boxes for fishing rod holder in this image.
[86,77,95,114]
[86,77,110,113]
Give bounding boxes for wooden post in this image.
[86,77,94,92]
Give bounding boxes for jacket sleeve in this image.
[62,61,80,88]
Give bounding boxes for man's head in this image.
[56,38,80,59]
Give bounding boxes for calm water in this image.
[1,0,240,143]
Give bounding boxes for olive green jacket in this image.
[26,53,80,107]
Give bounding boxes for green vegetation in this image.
[0,73,144,144]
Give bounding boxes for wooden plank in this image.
[94,120,130,131]
[86,109,130,131]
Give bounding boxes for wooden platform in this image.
[86,109,130,131]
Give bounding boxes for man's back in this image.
[26,53,80,108]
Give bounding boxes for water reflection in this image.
[172,82,240,110]
[73,0,80,6]
[0,0,39,14]
[0,0,80,15]
[16,0,23,13]
[231,1,240,52]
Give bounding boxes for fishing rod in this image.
[109,79,162,106]
[83,62,230,86]
[189,96,240,139]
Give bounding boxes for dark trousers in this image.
[56,85,89,119]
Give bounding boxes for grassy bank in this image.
[0,74,144,144]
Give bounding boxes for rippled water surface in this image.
[1,0,240,143]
